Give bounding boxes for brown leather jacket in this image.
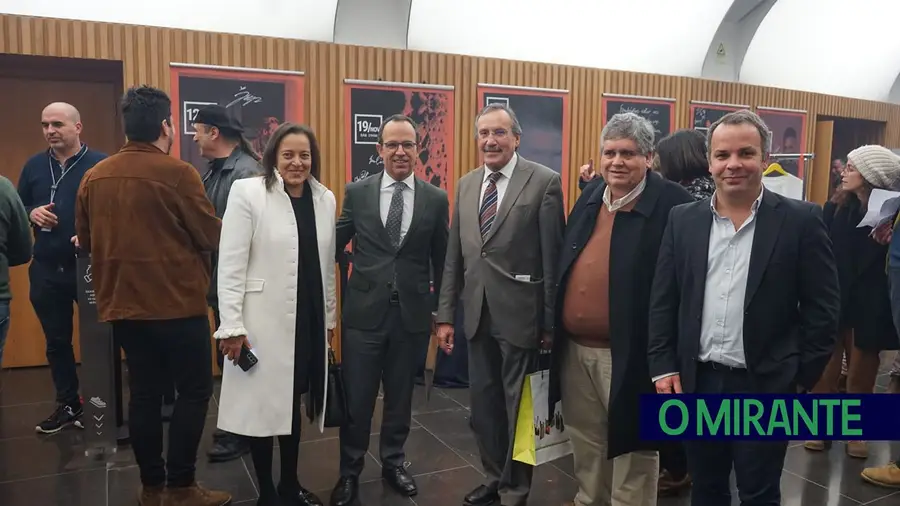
[75,142,221,322]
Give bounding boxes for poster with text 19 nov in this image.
[344,80,455,197]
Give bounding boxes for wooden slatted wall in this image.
[3,14,900,206]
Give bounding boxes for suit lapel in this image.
[744,191,785,308]
[368,172,394,247]
[484,156,533,244]
[399,177,427,250]
[691,204,713,297]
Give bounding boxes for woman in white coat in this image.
[215,122,336,506]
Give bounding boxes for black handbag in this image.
[324,348,350,428]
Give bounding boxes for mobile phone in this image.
[237,344,258,372]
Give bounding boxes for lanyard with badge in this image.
[42,148,87,232]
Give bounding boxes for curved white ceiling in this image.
[740,0,900,102]
[407,0,731,78]
[0,0,339,42]
[3,0,900,103]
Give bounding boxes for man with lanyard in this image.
[191,104,261,463]
[18,102,107,434]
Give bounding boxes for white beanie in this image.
[847,145,900,191]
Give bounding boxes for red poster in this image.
[756,107,808,179]
[344,80,455,204]
[169,64,305,168]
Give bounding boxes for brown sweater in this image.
[562,199,636,348]
[75,142,221,322]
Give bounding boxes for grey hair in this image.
[600,112,655,156]
[474,103,523,138]
[706,109,772,157]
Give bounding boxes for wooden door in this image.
[810,120,834,205]
[0,55,123,368]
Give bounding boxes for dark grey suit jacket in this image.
[436,155,566,349]
[336,172,449,335]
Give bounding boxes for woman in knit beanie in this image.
[804,145,900,459]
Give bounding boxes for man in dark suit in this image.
[436,103,566,506]
[549,113,692,506]
[331,114,449,506]
[648,109,840,506]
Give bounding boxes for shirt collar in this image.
[710,186,765,219]
[483,152,518,183]
[381,170,415,190]
[603,171,647,212]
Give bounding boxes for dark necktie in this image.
[479,171,502,240]
[385,182,405,249]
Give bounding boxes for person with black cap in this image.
[192,104,262,463]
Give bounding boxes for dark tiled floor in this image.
[0,365,899,506]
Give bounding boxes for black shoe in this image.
[213,428,228,441]
[207,433,249,462]
[382,466,417,496]
[329,476,358,506]
[279,483,323,506]
[464,485,500,506]
[36,402,84,434]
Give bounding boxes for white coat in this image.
[214,173,336,437]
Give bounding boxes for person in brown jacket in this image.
[74,86,228,506]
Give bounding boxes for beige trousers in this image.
[561,342,659,506]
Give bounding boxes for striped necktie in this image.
[479,171,502,239]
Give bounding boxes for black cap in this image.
[193,105,245,133]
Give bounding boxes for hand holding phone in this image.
[220,335,250,364]
[237,345,259,372]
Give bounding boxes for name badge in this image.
[515,274,531,282]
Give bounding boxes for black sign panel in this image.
[77,256,118,458]
[177,75,286,170]
[603,97,673,144]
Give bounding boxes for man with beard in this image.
[191,104,261,464]
[330,114,449,506]
[18,102,107,434]
[75,86,227,506]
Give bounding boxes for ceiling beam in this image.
[701,0,777,82]
[333,0,411,49]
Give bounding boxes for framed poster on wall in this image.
[477,83,570,203]
[756,106,808,179]
[601,93,675,145]
[169,63,305,171]
[691,101,749,133]
[343,79,455,199]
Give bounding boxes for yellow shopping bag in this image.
[512,371,572,466]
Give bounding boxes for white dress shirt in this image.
[602,173,647,212]
[479,152,518,209]
[380,171,415,243]
[652,188,764,382]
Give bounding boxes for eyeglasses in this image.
[381,141,417,151]
[478,129,509,140]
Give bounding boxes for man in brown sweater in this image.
[549,113,692,506]
[75,86,229,506]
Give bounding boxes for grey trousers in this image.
[468,304,537,506]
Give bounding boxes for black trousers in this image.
[161,306,219,405]
[660,441,688,479]
[114,315,213,487]
[685,363,787,506]
[29,260,79,406]
[339,306,424,477]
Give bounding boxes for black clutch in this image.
[324,348,350,428]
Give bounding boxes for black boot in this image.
[207,432,250,462]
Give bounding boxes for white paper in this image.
[857,189,900,228]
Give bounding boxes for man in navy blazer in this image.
[648,109,840,506]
